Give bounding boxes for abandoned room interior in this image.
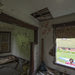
[0,0,75,75]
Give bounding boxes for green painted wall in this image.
[13,25,34,60]
[0,22,34,60]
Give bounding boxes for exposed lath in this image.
[31,8,53,22]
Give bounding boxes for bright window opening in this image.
[56,38,75,68]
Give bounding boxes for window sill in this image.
[54,62,75,70]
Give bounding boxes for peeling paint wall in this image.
[0,22,34,60]
[12,25,34,60]
[40,14,75,75]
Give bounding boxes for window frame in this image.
[53,21,75,70]
[0,32,11,53]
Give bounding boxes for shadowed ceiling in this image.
[0,0,75,23]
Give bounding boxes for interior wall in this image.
[0,21,41,71]
[40,14,75,75]
[12,25,34,60]
[0,22,34,60]
[34,29,41,71]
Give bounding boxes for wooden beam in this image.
[53,21,75,27]
[0,12,38,44]
[41,39,44,62]
[30,43,34,75]
[0,13,38,30]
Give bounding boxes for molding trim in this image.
[0,13,38,44]
[0,13,38,30]
[53,21,75,27]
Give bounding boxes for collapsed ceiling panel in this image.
[31,8,53,22]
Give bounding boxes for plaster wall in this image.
[0,21,40,71]
[40,14,75,75]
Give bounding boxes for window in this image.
[0,32,11,53]
[53,22,75,69]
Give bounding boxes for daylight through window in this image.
[54,25,75,68]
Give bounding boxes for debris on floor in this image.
[36,62,70,75]
[36,62,55,75]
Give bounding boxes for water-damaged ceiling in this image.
[30,0,75,18]
[0,0,75,23]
